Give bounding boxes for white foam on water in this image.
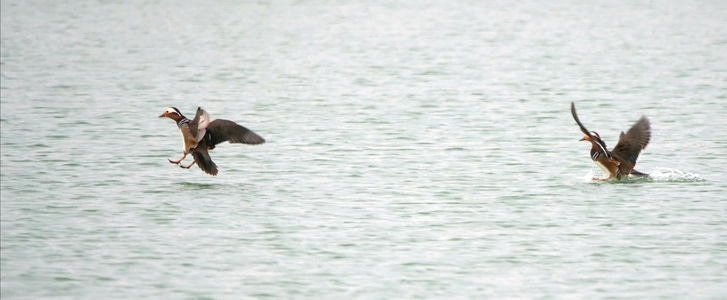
[580,167,702,183]
[645,167,703,182]
[582,169,595,182]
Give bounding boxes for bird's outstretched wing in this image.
[611,116,650,167]
[208,119,265,146]
[570,102,610,158]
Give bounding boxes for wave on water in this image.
[582,168,702,183]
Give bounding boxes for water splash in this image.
[582,169,595,182]
[582,167,702,183]
[646,167,703,182]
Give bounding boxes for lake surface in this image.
[1,0,726,298]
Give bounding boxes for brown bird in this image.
[570,102,650,180]
[159,107,265,176]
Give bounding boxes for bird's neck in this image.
[177,118,191,128]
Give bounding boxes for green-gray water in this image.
[1,0,726,298]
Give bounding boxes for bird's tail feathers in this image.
[193,150,218,176]
[630,169,649,177]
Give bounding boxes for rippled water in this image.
[2,0,726,298]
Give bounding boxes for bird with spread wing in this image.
[570,102,650,180]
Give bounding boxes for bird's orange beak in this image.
[579,135,590,142]
[159,112,166,118]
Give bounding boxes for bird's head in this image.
[580,131,600,142]
[159,107,184,120]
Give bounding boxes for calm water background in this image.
[1,0,726,298]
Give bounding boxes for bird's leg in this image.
[168,153,187,164]
[180,160,197,169]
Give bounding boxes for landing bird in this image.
[570,102,650,180]
[159,107,265,176]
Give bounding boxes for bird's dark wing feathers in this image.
[611,116,650,166]
[208,119,265,146]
